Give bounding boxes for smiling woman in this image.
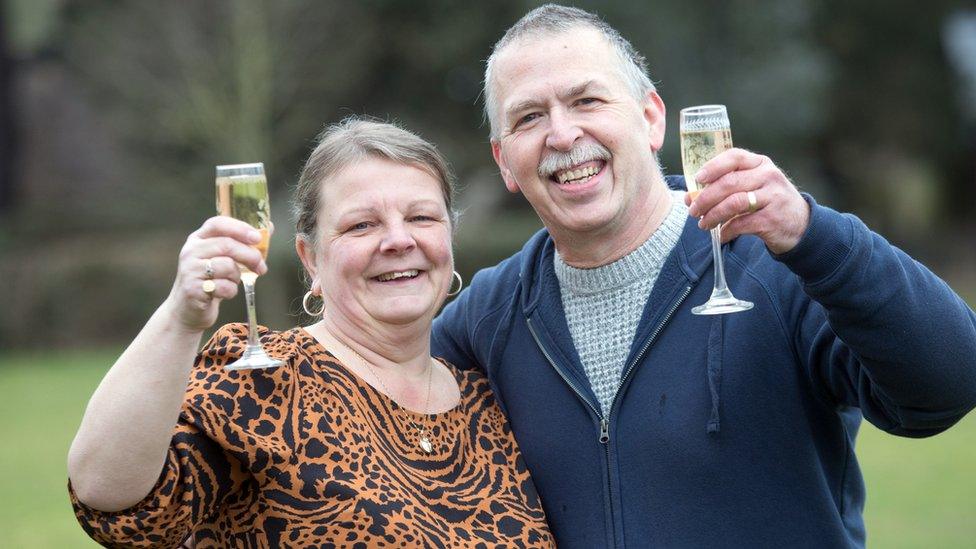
[300,157,454,331]
[66,117,553,547]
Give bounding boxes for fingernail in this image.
[694,170,706,183]
[259,261,268,274]
[249,230,262,243]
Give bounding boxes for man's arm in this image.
[780,200,976,435]
[689,149,976,434]
[432,283,481,371]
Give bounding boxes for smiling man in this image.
[432,4,976,548]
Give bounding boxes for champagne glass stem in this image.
[242,275,260,348]
[709,226,731,294]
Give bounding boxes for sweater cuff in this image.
[772,193,855,285]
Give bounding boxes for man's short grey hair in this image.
[293,116,457,244]
[484,4,656,139]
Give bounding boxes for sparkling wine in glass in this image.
[680,105,754,315]
[215,162,283,369]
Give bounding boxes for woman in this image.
[68,117,553,547]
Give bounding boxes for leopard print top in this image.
[70,324,553,548]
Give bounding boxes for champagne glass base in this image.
[691,291,754,315]
[225,345,284,371]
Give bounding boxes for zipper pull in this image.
[599,418,610,444]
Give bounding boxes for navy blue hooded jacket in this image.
[432,177,976,548]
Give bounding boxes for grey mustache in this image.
[537,143,611,178]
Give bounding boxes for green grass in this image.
[1,353,974,547]
[0,351,115,548]
[858,415,976,547]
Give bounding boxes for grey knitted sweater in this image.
[553,191,687,414]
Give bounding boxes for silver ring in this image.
[204,259,215,279]
[746,190,758,214]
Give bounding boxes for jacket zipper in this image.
[526,285,691,547]
[602,285,691,547]
[526,317,613,545]
[526,317,603,422]
[608,285,693,417]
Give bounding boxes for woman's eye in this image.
[347,221,369,232]
[411,215,435,222]
[576,97,599,106]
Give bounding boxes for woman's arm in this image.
[67,216,266,511]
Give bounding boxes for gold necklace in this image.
[329,334,434,453]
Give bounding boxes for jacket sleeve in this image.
[433,256,524,373]
[777,196,976,437]
[432,282,482,371]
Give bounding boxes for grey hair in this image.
[484,4,656,139]
[293,116,457,244]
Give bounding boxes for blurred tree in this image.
[0,3,13,216]
[813,0,971,248]
[1,0,973,350]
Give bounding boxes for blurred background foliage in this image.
[2,0,975,349]
[1,1,975,547]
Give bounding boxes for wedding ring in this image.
[746,190,759,214]
[204,259,215,279]
[202,279,216,296]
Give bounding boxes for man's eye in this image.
[515,112,541,127]
[347,222,369,232]
[576,97,599,106]
[410,215,436,222]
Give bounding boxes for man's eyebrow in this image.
[505,80,606,119]
[506,98,544,119]
[560,80,599,101]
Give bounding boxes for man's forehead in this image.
[495,26,613,66]
[493,32,620,104]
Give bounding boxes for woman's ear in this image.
[295,235,318,288]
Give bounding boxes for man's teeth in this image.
[555,165,599,184]
[376,270,419,282]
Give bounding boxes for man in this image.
[432,4,976,547]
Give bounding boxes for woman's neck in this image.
[313,316,432,378]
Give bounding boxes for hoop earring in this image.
[447,270,463,297]
[302,290,324,316]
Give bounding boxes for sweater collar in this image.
[552,191,687,295]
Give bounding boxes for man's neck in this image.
[554,182,674,269]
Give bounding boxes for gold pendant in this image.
[419,435,433,453]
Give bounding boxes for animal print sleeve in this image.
[69,419,247,548]
[69,324,256,548]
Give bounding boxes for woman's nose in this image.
[545,110,583,151]
[379,221,416,254]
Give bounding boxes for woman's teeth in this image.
[555,164,599,184]
[376,270,419,282]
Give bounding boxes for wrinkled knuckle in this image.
[217,239,235,257]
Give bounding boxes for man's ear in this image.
[491,140,521,194]
[643,91,667,153]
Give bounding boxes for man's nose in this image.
[379,220,416,254]
[545,110,583,151]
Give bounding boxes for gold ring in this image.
[202,279,216,296]
[204,259,215,279]
[747,190,758,214]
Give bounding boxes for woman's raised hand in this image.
[165,216,268,331]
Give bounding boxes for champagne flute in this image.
[680,105,754,315]
[215,162,283,369]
